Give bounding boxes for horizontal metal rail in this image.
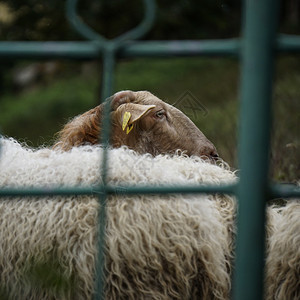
[270,183,300,198]
[0,35,299,60]
[0,183,298,198]
[0,184,236,197]
[277,34,300,52]
[0,39,240,59]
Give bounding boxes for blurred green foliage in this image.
[1,70,99,146]
[271,57,300,182]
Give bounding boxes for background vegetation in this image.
[0,0,299,182]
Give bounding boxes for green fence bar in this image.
[95,45,116,300]
[0,41,100,59]
[121,39,240,57]
[91,0,156,295]
[0,183,236,197]
[0,40,240,59]
[277,34,300,52]
[0,183,299,199]
[1,35,300,60]
[233,0,280,299]
[270,183,300,199]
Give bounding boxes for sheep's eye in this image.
[155,110,166,119]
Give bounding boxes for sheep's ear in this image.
[117,103,155,134]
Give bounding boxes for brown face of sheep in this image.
[55,90,219,160]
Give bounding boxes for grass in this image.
[0,56,299,181]
[1,72,99,146]
[271,57,300,182]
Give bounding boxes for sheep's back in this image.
[0,138,236,299]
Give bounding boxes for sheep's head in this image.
[54,90,218,160]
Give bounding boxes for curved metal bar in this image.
[66,0,106,44]
[114,0,156,45]
[66,0,156,48]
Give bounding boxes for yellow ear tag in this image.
[122,111,131,131]
[126,123,134,134]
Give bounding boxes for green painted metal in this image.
[277,34,300,52]
[1,35,300,59]
[95,47,116,299]
[0,183,236,197]
[66,0,106,44]
[0,41,100,59]
[0,40,240,59]
[0,0,300,299]
[120,39,241,57]
[66,0,155,49]
[270,183,300,198]
[0,183,298,199]
[233,0,280,299]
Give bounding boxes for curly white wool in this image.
[265,200,300,300]
[0,138,236,299]
[1,138,298,300]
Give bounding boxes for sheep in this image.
[1,139,298,299]
[54,90,219,160]
[265,200,300,300]
[0,137,235,300]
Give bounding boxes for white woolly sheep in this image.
[0,138,298,300]
[265,200,300,300]
[0,138,235,300]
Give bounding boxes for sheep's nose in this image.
[199,147,219,160]
[209,150,219,160]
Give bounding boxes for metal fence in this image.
[0,0,300,299]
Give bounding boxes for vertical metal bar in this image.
[94,43,116,300]
[101,43,115,101]
[233,0,279,299]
